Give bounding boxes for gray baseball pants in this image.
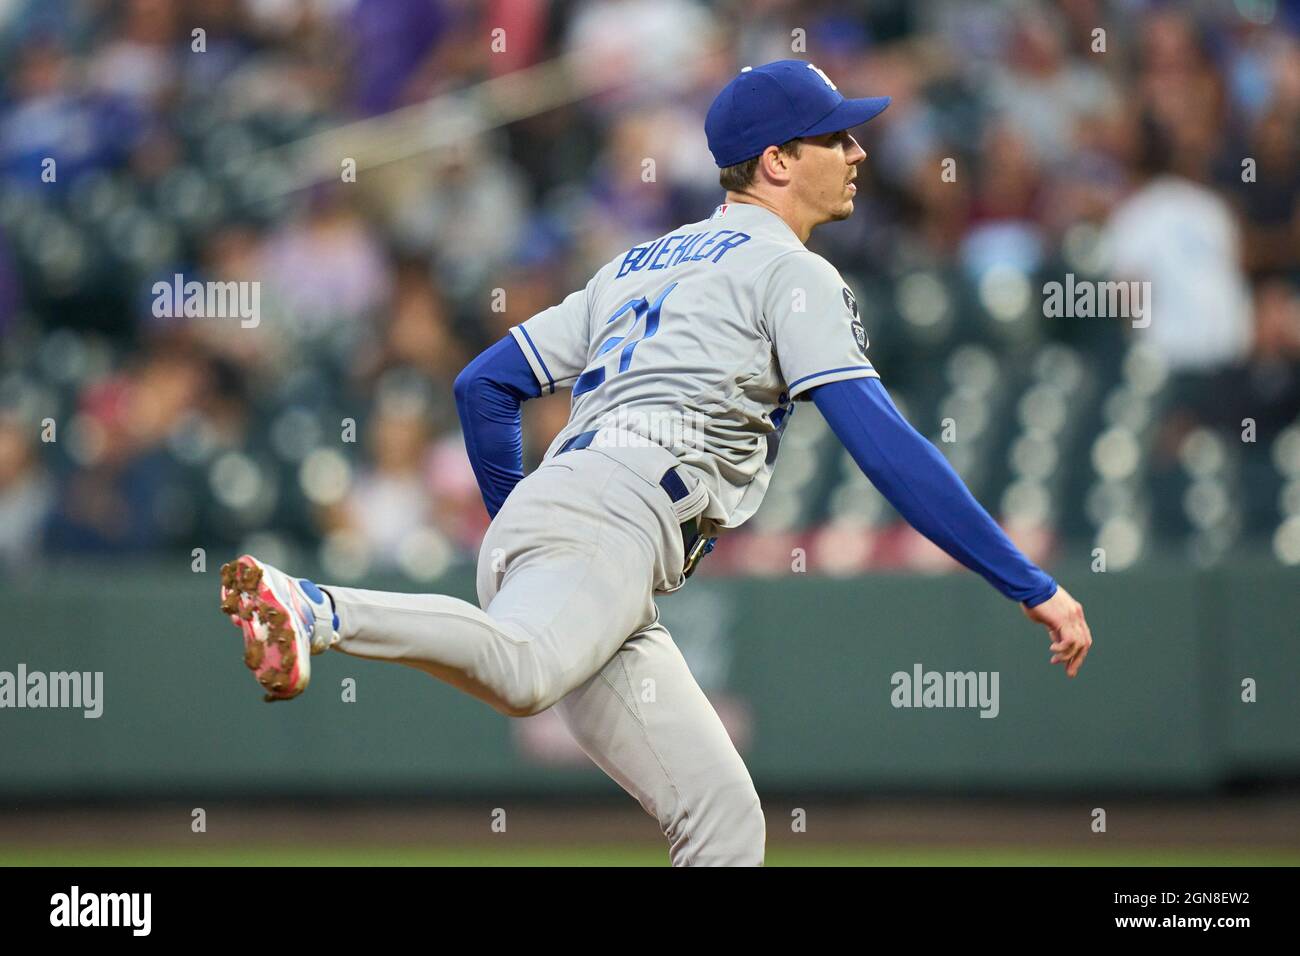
[322,444,765,866]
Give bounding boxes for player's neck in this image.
[723,191,812,245]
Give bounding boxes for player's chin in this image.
[828,198,854,220]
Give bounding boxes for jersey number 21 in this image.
[573,282,678,398]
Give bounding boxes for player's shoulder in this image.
[754,246,861,332]
[761,245,846,293]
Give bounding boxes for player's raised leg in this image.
[554,619,766,866]
[318,450,684,717]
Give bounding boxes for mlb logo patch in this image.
[711,203,729,220]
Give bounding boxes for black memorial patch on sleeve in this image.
[851,318,868,356]
[843,286,867,356]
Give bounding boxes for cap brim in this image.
[798,96,892,137]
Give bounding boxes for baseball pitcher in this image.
[218,60,1094,866]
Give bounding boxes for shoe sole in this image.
[219,556,310,702]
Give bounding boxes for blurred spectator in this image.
[485,238,573,343]
[563,0,717,115]
[326,386,450,572]
[45,342,202,553]
[582,110,687,255]
[183,224,277,371]
[1236,277,1300,434]
[0,412,53,569]
[386,129,529,299]
[1224,105,1300,277]
[0,39,130,185]
[426,430,489,552]
[358,257,467,387]
[343,0,454,115]
[985,5,1117,166]
[960,121,1045,278]
[1105,119,1253,373]
[85,0,178,111]
[260,188,391,337]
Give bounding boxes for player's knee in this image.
[490,674,558,718]
[471,633,561,717]
[495,691,549,718]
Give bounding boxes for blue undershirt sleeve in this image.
[809,376,1058,607]
[453,335,542,519]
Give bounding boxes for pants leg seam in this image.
[335,603,533,646]
[599,653,642,725]
[599,636,694,862]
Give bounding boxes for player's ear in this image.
[759,144,794,185]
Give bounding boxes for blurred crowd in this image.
[1,0,1298,579]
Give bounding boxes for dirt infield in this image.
[3,795,1297,858]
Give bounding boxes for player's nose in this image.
[845,134,866,165]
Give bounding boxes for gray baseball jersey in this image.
[509,201,879,529]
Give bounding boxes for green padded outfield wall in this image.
[1,559,1296,798]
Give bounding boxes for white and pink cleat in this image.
[219,555,340,702]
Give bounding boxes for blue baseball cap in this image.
[705,59,891,168]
